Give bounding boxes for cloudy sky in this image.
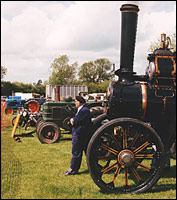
[1,1,176,84]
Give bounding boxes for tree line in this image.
[1,81,46,97]
[1,55,115,97]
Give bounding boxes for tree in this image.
[78,58,113,85]
[1,81,14,96]
[1,66,7,80]
[94,58,113,83]
[148,33,176,52]
[98,79,112,92]
[87,82,99,93]
[31,84,45,95]
[87,80,112,93]
[78,61,97,84]
[49,55,78,85]
[170,33,176,52]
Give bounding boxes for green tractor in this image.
[36,96,104,144]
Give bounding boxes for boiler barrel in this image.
[108,82,176,123]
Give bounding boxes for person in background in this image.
[64,96,91,175]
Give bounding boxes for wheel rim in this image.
[87,118,165,194]
[39,124,60,144]
[28,102,39,113]
[6,108,13,115]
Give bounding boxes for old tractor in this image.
[5,96,41,115]
[36,97,104,144]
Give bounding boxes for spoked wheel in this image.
[37,122,61,144]
[27,100,40,113]
[86,118,165,194]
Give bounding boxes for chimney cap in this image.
[120,4,139,12]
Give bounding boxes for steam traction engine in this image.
[86,4,176,194]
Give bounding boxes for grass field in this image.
[1,118,176,199]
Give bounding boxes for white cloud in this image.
[1,1,176,84]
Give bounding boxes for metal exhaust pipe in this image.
[115,4,139,84]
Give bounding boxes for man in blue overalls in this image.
[64,96,91,175]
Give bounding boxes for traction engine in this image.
[86,4,176,194]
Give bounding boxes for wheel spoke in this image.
[98,155,115,161]
[100,143,119,155]
[112,165,122,183]
[133,141,150,154]
[134,161,151,172]
[130,167,142,182]
[123,129,127,149]
[124,167,129,186]
[135,154,153,159]
[101,161,118,174]
[110,133,122,149]
[129,132,141,148]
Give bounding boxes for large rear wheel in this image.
[87,118,165,194]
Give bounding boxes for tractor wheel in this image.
[36,118,44,133]
[12,116,24,127]
[37,122,61,144]
[86,117,165,194]
[26,100,40,113]
[62,117,72,131]
[5,108,13,115]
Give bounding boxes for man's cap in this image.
[75,96,86,104]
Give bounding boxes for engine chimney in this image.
[115,4,139,84]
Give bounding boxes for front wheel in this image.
[37,122,61,144]
[86,118,165,194]
[12,115,24,127]
[5,108,13,115]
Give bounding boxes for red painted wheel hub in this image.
[6,108,13,115]
[28,102,39,113]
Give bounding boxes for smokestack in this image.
[115,4,139,84]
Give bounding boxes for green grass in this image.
[1,120,176,199]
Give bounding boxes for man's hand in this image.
[70,118,74,126]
